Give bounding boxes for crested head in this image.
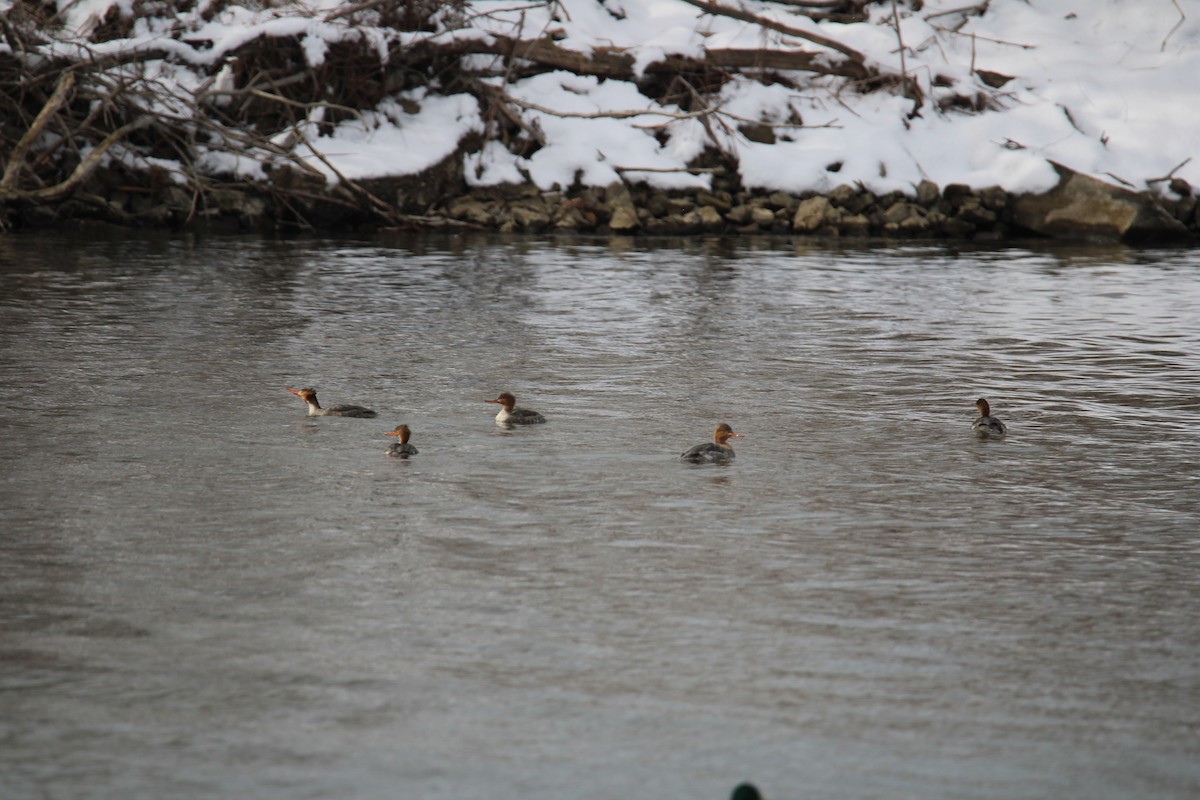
[714,422,742,444]
[488,392,517,410]
[386,424,412,443]
[975,397,991,416]
[288,387,318,402]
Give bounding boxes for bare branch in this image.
[1163,0,1184,51]
[2,71,76,191]
[675,0,870,67]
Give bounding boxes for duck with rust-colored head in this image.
[486,391,546,425]
[972,397,1007,437]
[384,424,418,457]
[286,387,376,418]
[681,423,742,463]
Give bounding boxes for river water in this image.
[1,232,1198,799]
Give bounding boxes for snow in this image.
[16,0,1200,195]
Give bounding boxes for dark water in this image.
[1,232,1198,799]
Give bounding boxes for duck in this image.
[486,391,546,425]
[972,397,1007,436]
[286,387,376,418]
[384,424,418,457]
[681,423,742,463]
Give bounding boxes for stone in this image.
[605,181,640,231]
[915,179,940,207]
[646,192,671,217]
[696,190,732,212]
[883,201,920,225]
[448,198,494,225]
[766,191,798,211]
[682,205,724,229]
[943,183,973,205]
[979,185,1009,211]
[936,216,976,238]
[828,184,858,207]
[840,214,870,236]
[792,196,835,232]
[725,205,752,225]
[511,202,550,229]
[750,206,776,227]
[1011,162,1191,242]
[737,122,776,144]
[956,198,997,226]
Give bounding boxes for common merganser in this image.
[972,398,1007,436]
[681,423,742,463]
[384,424,418,457]
[486,392,546,425]
[286,387,376,418]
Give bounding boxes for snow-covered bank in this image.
[1,0,1197,237]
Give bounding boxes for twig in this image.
[2,70,76,191]
[930,24,1035,48]
[924,2,990,22]
[1147,157,1192,184]
[614,166,724,174]
[890,0,909,88]
[1162,0,1184,51]
[676,0,868,65]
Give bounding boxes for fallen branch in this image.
[3,116,153,203]
[1,70,76,191]
[1147,157,1192,184]
[677,0,869,66]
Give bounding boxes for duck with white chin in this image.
[486,392,546,425]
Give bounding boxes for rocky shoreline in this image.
[7,159,1198,244]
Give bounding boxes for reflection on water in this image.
[1,232,1199,800]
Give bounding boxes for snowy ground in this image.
[21,0,1200,197]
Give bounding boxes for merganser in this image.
[972,398,1007,436]
[681,423,742,463]
[286,387,377,418]
[384,424,418,457]
[486,392,545,425]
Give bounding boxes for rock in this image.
[605,181,640,231]
[682,205,724,229]
[738,122,776,144]
[553,200,594,230]
[725,204,752,225]
[766,191,798,211]
[915,179,940,207]
[645,213,699,235]
[1168,177,1191,197]
[448,198,494,225]
[828,184,858,208]
[936,216,976,238]
[979,185,1009,211]
[1011,162,1190,242]
[943,183,973,205]
[899,213,931,234]
[1174,196,1197,224]
[955,198,996,226]
[840,213,870,236]
[792,196,836,232]
[666,197,695,214]
[696,190,732,212]
[883,201,921,225]
[750,206,776,227]
[646,192,671,217]
[510,201,550,229]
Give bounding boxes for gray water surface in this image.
[2,233,1198,799]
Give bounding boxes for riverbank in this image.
[13,160,1197,244]
[2,0,1197,242]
